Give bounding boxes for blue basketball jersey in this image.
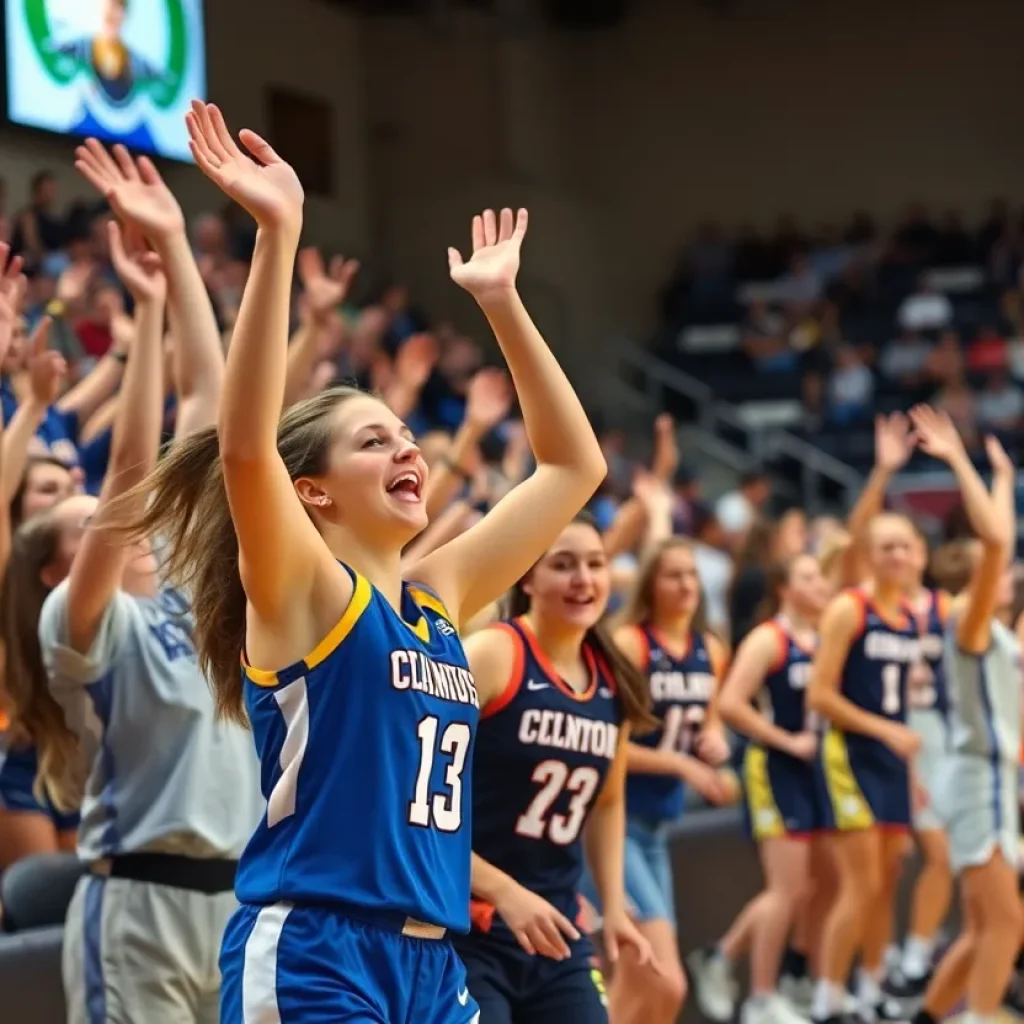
[234,569,479,933]
[908,589,950,718]
[834,588,920,772]
[625,625,720,823]
[470,618,622,943]
[760,617,817,735]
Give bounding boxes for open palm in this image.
[909,405,966,463]
[108,221,166,304]
[186,101,304,230]
[75,140,185,242]
[449,208,527,301]
[0,244,24,366]
[298,247,360,321]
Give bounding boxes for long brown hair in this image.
[0,511,82,812]
[754,553,817,624]
[506,513,657,733]
[105,385,365,726]
[10,456,69,529]
[619,536,709,636]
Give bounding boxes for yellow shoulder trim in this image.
[407,585,453,624]
[243,574,373,689]
[306,574,373,670]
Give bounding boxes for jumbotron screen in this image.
[5,0,206,162]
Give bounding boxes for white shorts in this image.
[908,708,950,833]
[63,873,237,1024]
[934,754,1020,874]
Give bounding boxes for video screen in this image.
[5,0,207,162]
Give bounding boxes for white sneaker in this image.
[742,994,809,1024]
[688,948,738,1023]
[779,976,814,1015]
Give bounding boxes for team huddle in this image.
[0,100,1019,1024]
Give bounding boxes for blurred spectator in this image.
[742,300,793,371]
[975,372,1024,431]
[11,170,65,270]
[880,329,930,388]
[894,203,939,264]
[897,274,952,332]
[843,211,878,248]
[716,469,771,549]
[777,252,822,304]
[934,211,974,266]
[966,325,1008,373]
[925,330,965,387]
[977,199,1010,264]
[827,346,874,423]
[670,464,710,537]
[934,378,979,449]
[379,283,427,353]
[734,225,773,283]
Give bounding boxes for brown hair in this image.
[105,385,365,726]
[505,513,657,733]
[754,552,818,624]
[619,536,709,636]
[0,511,82,812]
[930,539,976,595]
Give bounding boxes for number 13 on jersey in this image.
[408,714,472,832]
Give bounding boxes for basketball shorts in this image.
[221,902,480,1024]
[933,754,1020,874]
[820,728,911,831]
[0,742,80,832]
[742,743,827,840]
[907,708,951,833]
[64,873,236,1024]
[452,931,607,1024]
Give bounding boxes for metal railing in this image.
[616,345,864,511]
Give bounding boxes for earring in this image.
[318,497,331,507]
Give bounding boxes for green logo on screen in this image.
[24,0,187,109]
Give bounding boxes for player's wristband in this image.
[45,299,66,318]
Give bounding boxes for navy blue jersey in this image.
[625,625,721,823]
[833,588,920,774]
[234,569,479,933]
[470,618,622,944]
[760,617,817,735]
[908,589,951,717]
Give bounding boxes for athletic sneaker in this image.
[882,972,930,1001]
[688,947,738,1023]
[861,997,910,1024]
[780,975,815,1015]
[742,994,810,1024]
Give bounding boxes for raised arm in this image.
[909,407,1015,653]
[75,140,224,439]
[185,103,348,631]
[410,210,606,624]
[841,414,915,585]
[65,222,166,653]
[718,624,811,756]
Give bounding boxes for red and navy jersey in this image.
[625,624,721,823]
[469,617,622,947]
[760,618,817,736]
[908,589,951,718]
[834,588,920,772]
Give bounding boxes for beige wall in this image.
[0,0,368,252]
[361,0,1024,378]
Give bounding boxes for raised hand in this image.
[632,466,673,514]
[875,412,916,473]
[984,434,1014,477]
[909,405,967,465]
[186,101,304,231]
[298,247,360,323]
[448,208,527,302]
[26,318,67,408]
[108,221,167,305]
[394,333,439,389]
[56,260,94,307]
[0,244,25,366]
[465,368,513,431]
[75,140,185,243]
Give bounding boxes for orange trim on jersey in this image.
[847,586,910,632]
[469,898,496,933]
[764,620,790,675]
[591,650,618,694]
[648,625,692,662]
[480,623,525,719]
[517,617,599,703]
[630,624,651,672]
[706,633,729,680]
[0,707,8,731]
[936,590,953,627]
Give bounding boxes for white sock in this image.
[714,944,733,967]
[901,934,934,980]
[856,968,882,1009]
[963,1014,998,1024]
[883,942,902,973]
[811,980,844,1020]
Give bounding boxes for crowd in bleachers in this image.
[658,203,1024,474]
